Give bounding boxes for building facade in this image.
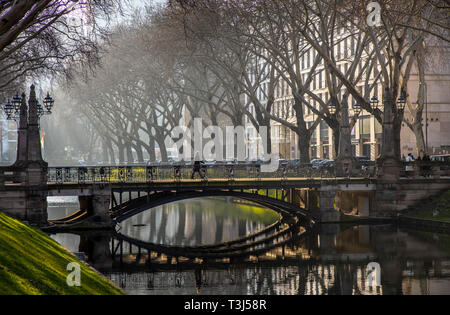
[0,117,17,164]
[245,35,450,161]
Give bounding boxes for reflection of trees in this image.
[296,264,308,295]
[195,210,203,245]
[215,216,224,244]
[238,220,246,240]
[176,204,186,246]
[149,208,157,244]
[156,205,169,245]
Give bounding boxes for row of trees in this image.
[51,0,449,165]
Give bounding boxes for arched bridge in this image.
[109,190,318,225]
[40,161,450,227]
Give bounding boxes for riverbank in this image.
[0,212,123,295]
[404,190,450,223]
[397,190,450,234]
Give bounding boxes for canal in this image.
[48,197,450,295]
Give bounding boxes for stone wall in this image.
[0,189,47,225]
[374,180,450,217]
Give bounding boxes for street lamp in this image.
[370,96,380,111]
[353,102,362,116]
[12,93,22,114]
[3,99,14,120]
[329,102,337,115]
[2,91,54,121]
[397,90,407,111]
[43,92,54,114]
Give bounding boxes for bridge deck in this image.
[47,177,376,192]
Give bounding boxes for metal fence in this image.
[28,161,450,185]
[47,163,351,185]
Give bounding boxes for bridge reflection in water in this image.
[49,197,450,295]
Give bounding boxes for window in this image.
[308,122,317,143]
[311,146,317,159]
[344,38,348,58]
[351,36,355,55]
[375,118,382,135]
[306,50,310,68]
[7,132,16,141]
[360,115,371,140]
[363,144,371,157]
[320,120,329,142]
[323,145,330,159]
[337,42,341,59]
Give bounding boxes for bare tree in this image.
[0,0,124,92]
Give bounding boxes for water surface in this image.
[48,197,450,295]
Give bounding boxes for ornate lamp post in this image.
[3,91,54,121]
[0,85,55,226]
[370,96,380,111]
[2,85,55,166]
[353,102,362,116]
[329,102,337,115]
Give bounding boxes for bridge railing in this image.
[400,161,450,179]
[48,162,372,184]
[47,161,381,185]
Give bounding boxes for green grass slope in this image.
[405,190,450,223]
[0,212,123,295]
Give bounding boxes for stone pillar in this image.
[27,85,44,163]
[377,88,400,181]
[319,185,340,222]
[14,93,28,167]
[375,88,401,216]
[26,85,48,225]
[79,232,113,270]
[92,186,112,226]
[0,85,48,226]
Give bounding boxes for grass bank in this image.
[405,190,450,223]
[0,212,123,295]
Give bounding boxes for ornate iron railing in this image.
[47,163,354,184]
[42,161,450,185]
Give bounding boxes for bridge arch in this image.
[110,190,318,226]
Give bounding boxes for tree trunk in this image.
[118,142,125,164]
[393,116,403,159]
[155,135,168,162]
[134,144,144,163]
[332,127,340,159]
[148,138,156,162]
[108,142,115,164]
[126,144,134,163]
[297,128,311,163]
[102,139,109,163]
